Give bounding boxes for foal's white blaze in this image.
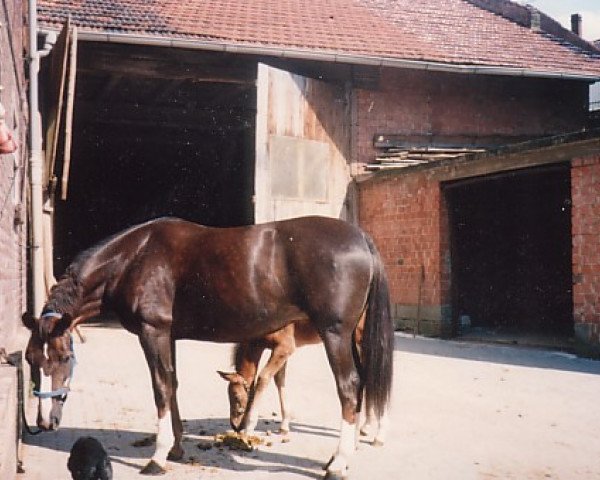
[39,372,52,424]
[328,419,356,473]
[152,411,174,467]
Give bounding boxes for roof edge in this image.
[44,28,600,82]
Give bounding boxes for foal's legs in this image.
[273,362,292,434]
[321,330,361,478]
[138,328,177,474]
[244,338,295,434]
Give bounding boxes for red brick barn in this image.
[0,1,30,477]
[0,1,28,354]
[32,0,600,349]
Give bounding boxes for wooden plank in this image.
[61,26,77,201]
[373,133,535,150]
[44,18,71,191]
[358,133,600,183]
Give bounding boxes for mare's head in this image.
[217,371,251,432]
[22,310,76,431]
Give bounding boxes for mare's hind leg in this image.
[360,404,388,446]
[244,339,295,434]
[138,327,177,475]
[321,330,361,479]
[274,362,292,434]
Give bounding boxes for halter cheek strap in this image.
[33,333,77,400]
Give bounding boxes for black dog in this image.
[67,436,113,480]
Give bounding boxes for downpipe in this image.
[28,0,54,315]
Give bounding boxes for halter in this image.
[33,313,77,401]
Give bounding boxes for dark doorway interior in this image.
[445,163,573,336]
[51,44,257,275]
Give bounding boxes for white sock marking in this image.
[152,411,174,467]
[328,419,356,472]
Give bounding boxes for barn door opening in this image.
[254,63,352,223]
[445,163,573,339]
[50,43,257,274]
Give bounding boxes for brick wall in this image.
[0,0,28,352]
[571,154,600,345]
[353,68,588,168]
[358,170,451,336]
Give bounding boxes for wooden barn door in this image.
[254,63,352,223]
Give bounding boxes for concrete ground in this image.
[18,324,600,480]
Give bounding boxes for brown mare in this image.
[219,318,389,445]
[22,216,393,478]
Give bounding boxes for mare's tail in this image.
[361,234,394,419]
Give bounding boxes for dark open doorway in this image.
[51,43,257,274]
[445,163,573,338]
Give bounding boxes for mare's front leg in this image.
[322,330,361,480]
[138,327,179,475]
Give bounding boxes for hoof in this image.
[167,446,184,461]
[359,428,369,437]
[371,438,384,447]
[140,460,166,475]
[324,469,348,480]
[278,428,289,435]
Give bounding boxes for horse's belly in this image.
[172,304,308,343]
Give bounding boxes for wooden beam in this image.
[61,26,78,201]
[77,45,256,84]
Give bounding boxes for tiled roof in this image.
[37,0,600,78]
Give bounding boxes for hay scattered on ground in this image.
[214,432,264,451]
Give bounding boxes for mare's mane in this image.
[44,218,172,315]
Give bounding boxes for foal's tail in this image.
[361,234,394,419]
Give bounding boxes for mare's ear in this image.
[22,312,38,331]
[53,313,73,337]
[217,371,240,383]
[39,313,72,340]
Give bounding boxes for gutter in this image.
[41,28,600,83]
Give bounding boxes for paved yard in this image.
[18,325,600,479]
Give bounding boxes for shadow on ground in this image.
[22,417,330,479]
[394,333,600,374]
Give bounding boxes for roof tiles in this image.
[38,0,600,77]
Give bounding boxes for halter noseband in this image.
[33,311,77,401]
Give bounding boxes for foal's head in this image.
[217,371,251,432]
[22,311,76,431]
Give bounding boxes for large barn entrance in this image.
[45,38,352,278]
[445,163,573,338]
[51,43,258,274]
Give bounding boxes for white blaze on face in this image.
[39,345,52,423]
[152,411,174,467]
